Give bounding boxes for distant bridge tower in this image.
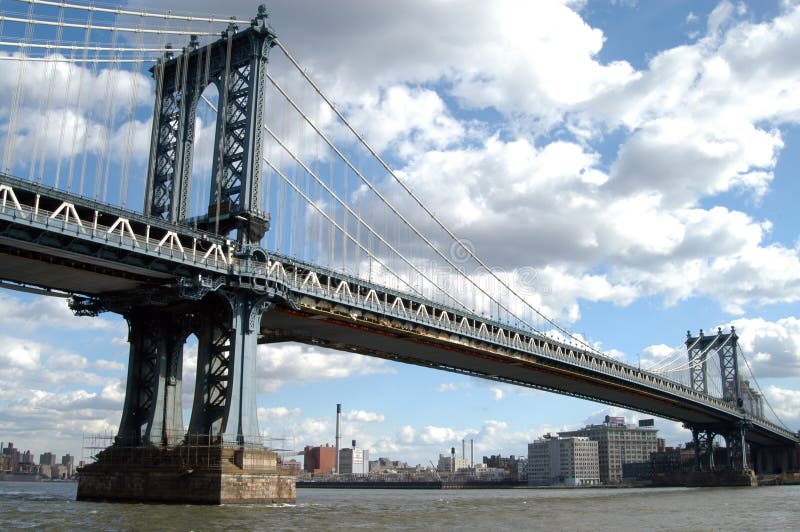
[685,327,748,474]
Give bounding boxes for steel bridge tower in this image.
[684,328,750,478]
[77,6,294,504]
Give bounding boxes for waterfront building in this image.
[339,442,369,475]
[437,454,468,472]
[303,444,337,475]
[39,452,57,467]
[559,416,658,483]
[50,464,69,479]
[509,457,528,481]
[61,454,75,478]
[369,457,408,473]
[528,435,600,486]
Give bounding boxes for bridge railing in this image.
[0,173,233,273]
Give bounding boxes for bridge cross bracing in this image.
[0,1,797,493]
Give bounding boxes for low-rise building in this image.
[528,435,600,486]
[303,444,337,475]
[339,442,369,475]
[559,416,658,483]
[437,454,469,473]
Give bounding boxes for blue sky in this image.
[1,0,800,467]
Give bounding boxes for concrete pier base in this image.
[685,469,758,487]
[77,445,296,504]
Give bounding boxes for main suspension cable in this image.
[266,71,556,345]
[15,0,251,25]
[0,15,218,36]
[262,155,425,299]
[273,39,605,355]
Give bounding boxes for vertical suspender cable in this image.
[2,1,35,174]
[37,6,64,185]
[94,15,119,201]
[65,9,92,192]
[53,46,76,189]
[77,49,100,196]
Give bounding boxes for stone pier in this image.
[77,445,296,504]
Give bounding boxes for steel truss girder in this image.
[144,8,274,242]
[116,309,192,446]
[188,290,273,445]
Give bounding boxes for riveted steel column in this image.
[116,309,190,446]
[723,421,749,470]
[188,291,272,445]
[691,427,715,472]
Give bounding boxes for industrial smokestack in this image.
[335,403,342,475]
[352,439,356,448]
[462,439,465,459]
[451,446,456,473]
[470,439,474,467]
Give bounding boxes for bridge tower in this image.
[684,327,755,485]
[77,6,294,504]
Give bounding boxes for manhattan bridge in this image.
[0,1,797,503]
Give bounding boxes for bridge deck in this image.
[0,173,796,447]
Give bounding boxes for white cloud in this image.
[258,406,302,421]
[256,343,395,392]
[726,316,800,377]
[762,385,800,426]
[343,410,385,423]
[419,425,463,445]
[0,293,117,333]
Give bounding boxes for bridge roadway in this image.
[0,172,797,448]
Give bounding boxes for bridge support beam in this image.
[721,421,750,471]
[753,445,799,475]
[685,424,757,487]
[116,309,190,447]
[691,427,716,472]
[188,291,271,445]
[77,290,294,504]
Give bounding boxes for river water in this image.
[1,481,798,530]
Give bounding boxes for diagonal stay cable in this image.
[200,92,452,308]
[738,348,791,430]
[273,39,606,355]
[644,336,703,373]
[262,155,426,300]
[265,71,559,344]
[265,124,471,313]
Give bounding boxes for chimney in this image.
[470,439,474,467]
[451,446,456,473]
[335,403,342,475]
[462,439,465,460]
[352,439,356,448]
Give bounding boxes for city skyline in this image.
[1,0,800,466]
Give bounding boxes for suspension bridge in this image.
[0,1,797,503]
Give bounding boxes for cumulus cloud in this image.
[343,410,385,423]
[762,385,800,426]
[258,406,302,421]
[0,293,117,333]
[726,316,800,377]
[256,343,395,392]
